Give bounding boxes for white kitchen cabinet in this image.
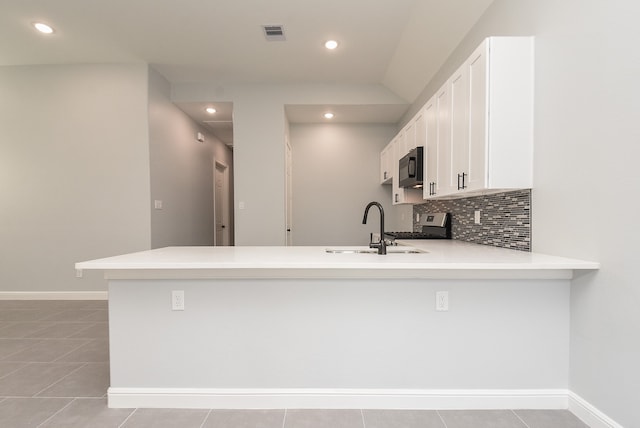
[434,83,454,196]
[383,35,537,203]
[468,37,533,192]
[404,121,416,152]
[430,36,533,199]
[423,98,438,198]
[380,143,392,184]
[450,62,470,192]
[413,109,426,150]
[391,134,404,205]
[392,131,402,176]
[392,115,424,205]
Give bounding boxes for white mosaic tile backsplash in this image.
[413,190,531,251]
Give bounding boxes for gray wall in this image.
[148,69,233,248]
[0,64,152,292]
[290,124,408,246]
[109,277,570,393]
[0,64,233,293]
[171,83,408,246]
[404,1,640,425]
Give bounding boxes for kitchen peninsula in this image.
[76,241,598,410]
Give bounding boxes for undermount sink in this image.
[325,248,426,254]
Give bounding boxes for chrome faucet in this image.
[362,201,386,255]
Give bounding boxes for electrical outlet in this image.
[435,291,449,311]
[171,290,185,311]
[474,210,481,224]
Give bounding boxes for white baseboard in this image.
[0,291,108,300]
[108,387,626,426]
[569,391,624,428]
[107,388,569,410]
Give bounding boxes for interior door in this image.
[214,161,230,246]
[285,139,293,246]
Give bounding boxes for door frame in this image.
[214,160,230,246]
[285,139,293,246]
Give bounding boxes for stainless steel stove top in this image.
[385,231,449,239]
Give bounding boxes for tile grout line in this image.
[0,321,51,339]
[77,310,106,323]
[199,409,213,428]
[28,394,112,399]
[0,362,28,381]
[37,309,101,322]
[35,397,76,428]
[282,408,287,428]
[50,338,96,363]
[64,322,99,339]
[511,409,531,428]
[117,407,138,428]
[0,338,45,361]
[32,362,88,397]
[436,410,449,428]
[24,321,64,338]
[360,409,366,428]
[34,310,69,322]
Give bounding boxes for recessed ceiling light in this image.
[33,22,54,34]
[324,40,339,50]
[324,112,335,119]
[205,107,216,114]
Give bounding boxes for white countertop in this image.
[76,241,599,280]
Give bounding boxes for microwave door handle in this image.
[408,157,416,177]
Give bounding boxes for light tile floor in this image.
[0,300,590,428]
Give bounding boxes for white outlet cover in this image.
[171,290,185,311]
[436,291,449,311]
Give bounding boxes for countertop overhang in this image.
[75,241,599,280]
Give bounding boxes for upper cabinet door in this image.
[423,98,438,199]
[466,40,489,192]
[483,37,534,190]
[380,144,392,184]
[435,83,455,196]
[450,62,470,192]
[403,121,416,153]
[413,108,429,198]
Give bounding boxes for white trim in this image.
[107,388,569,410]
[101,268,573,280]
[0,291,108,300]
[568,391,624,428]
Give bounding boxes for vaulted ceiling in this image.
[1,0,494,142]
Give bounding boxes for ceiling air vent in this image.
[262,25,286,41]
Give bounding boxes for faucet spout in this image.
[362,201,386,255]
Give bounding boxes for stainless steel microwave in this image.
[398,146,424,188]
